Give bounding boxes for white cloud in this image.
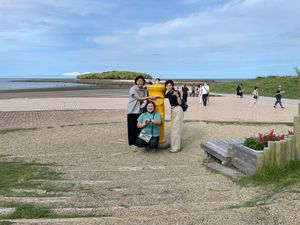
[91,36,120,45]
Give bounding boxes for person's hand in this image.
[173,91,180,98]
[149,96,157,100]
[144,119,151,125]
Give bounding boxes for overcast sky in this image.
[0,0,300,78]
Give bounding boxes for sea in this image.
[0,78,92,91]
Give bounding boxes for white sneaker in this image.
[169,148,181,153]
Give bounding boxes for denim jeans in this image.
[136,136,159,149]
[274,96,283,107]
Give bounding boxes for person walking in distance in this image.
[249,86,259,108]
[274,85,285,108]
[182,84,189,104]
[202,81,210,106]
[190,83,195,97]
[198,83,203,104]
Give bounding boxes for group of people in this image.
[178,82,210,107]
[236,83,285,108]
[127,76,183,153]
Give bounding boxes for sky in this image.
[0,0,300,79]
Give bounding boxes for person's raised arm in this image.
[133,93,156,101]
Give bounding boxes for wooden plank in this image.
[200,139,243,165]
[205,162,245,180]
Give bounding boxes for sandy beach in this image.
[1,86,300,224]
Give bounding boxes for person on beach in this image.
[202,81,210,106]
[190,83,196,97]
[182,84,189,103]
[155,78,161,84]
[249,86,259,108]
[198,83,203,104]
[165,80,184,153]
[136,101,162,150]
[274,85,285,108]
[127,75,156,146]
[236,83,244,98]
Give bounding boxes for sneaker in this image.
[281,106,285,109]
[273,106,276,108]
[169,148,181,153]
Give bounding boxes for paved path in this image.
[0,96,298,129]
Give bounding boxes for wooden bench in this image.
[200,139,243,165]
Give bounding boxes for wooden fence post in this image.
[286,138,292,164]
[294,115,300,160]
[257,150,265,170]
[263,147,269,168]
[280,140,287,167]
[268,141,276,166]
[275,141,282,167]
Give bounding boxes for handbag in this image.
[138,113,155,143]
[138,129,152,143]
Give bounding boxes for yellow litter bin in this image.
[147,84,165,144]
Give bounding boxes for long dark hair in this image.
[134,75,145,85]
[165,80,175,91]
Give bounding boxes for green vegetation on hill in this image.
[76,71,152,80]
[210,75,300,99]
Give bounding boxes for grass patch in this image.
[233,161,300,208]
[238,161,300,188]
[0,203,54,219]
[0,203,101,220]
[0,221,13,225]
[0,160,62,196]
[210,75,300,99]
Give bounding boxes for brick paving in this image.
[0,96,298,129]
[0,109,125,129]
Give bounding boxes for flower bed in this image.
[229,130,295,175]
[244,130,294,151]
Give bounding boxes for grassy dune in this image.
[210,76,300,99]
[77,70,152,80]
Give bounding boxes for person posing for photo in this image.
[127,75,156,146]
[136,101,162,150]
[165,80,184,153]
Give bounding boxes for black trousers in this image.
[127,113,141,146]
[202,94,209,106]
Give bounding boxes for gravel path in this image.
[1,121,299,224]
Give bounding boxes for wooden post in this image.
[294,116,300,160]
[275,141,282,167]
[263,147,269,168]
[290,135,296,161]
[286,138,292,163]
[280,140,287,167]
[257,151,265,170]
[268,141,276,166]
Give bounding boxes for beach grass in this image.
[210,75,300,99]
[233,160,300,208]
[0,160,62,196]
